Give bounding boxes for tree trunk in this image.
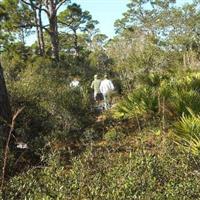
[34,9,42,55]
[186,51,190,67]
[49,15,59,61]
[73,29,79,56]
[0,63,11,123]
[19,28,26,46]
[0,62,11,144]
[34,5,45,56]
[183,53,186,68]
[48,0,59,61]
[38,7,45,55]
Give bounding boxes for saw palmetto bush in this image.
[139,72,165,88]
[170,89,200,116]
[112,74,172,121]
[155,71,200,118]
[112,86,158,120]
[113,70,200,126]
[167,73,200,116]
[190,77,200,92]
[173,110,200,156]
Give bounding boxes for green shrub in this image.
[5,148,200,200]
[113,71,200,122]
[4,163,68,199]
[170,89,200,116]
[80,128,100,143]
[104,128,124,142]
[112,86,158,120]
[173,110,200,156]
[1,57,93,175]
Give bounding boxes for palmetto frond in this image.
[173,110,200,155]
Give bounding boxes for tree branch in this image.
[1,107,24,196]
[56,0,69,11]
[20,0,49,16]
[14,23,50,34]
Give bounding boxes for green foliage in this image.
[171,89,200,116]
[88,49,113,75]
[5,147,200,199]
[104,128,124,142]
[173,110,200,156]
[80,127,100,143]
[4,157,68,199]
[1,56,93,161]
[164,72,200,116]
[0,0,33,51]
[58,3,95,32]
[112,85,158,120]
[113,83,157,121]
[113,71,200,122]
[3,0,200,198]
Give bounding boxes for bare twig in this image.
[1,107,24,193]
[135,114,141,132]
[56,0,69,11]
[20,0,49,15]
[162,97,165,133]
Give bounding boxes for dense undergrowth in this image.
[2,0,200,199]
[2,58,200,199]
[2,6,200,199]
[4,135,200,200]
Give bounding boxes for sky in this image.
[26,0,129,45]
[71,0,130,38]
[71,0,192,38]
[26,0,193,45]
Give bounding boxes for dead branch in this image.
[1,107,24,195]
